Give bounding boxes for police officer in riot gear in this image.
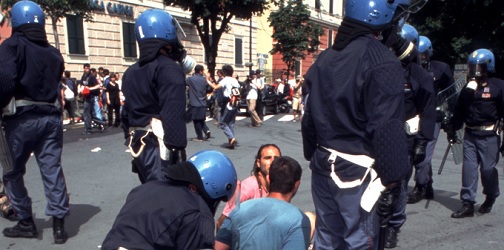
[408,36,455,204]
[383,24,436,248]
[121,9,195,183]
[302,0,427,248]
[101,150,237,250]
[0,0,69,243]
[449,49,504,218]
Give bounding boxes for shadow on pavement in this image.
[33,203,101,240]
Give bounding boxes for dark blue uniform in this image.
[389,62,435,231]
[0,29,69,220]
[302,34,409,249]
[415,60,454,186]
[121,51,187,183]
[101,180,215,250]
[451,77,504,205]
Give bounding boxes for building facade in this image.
[0,0,257,79]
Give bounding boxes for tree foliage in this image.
[268,0,323,78]
[164,0,269,78]
[409,0,504,73]
[1,0,92,50]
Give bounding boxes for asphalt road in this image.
[1,113,503,249]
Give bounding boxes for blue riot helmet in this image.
[135,9,196,73]
[467,49,495,80]
[401,24,419,48]
[10,0,45,28]
[345,0,428,30]
[418,36,433,66]
[165,150,237,214]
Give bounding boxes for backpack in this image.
[63,83,75,101]
[229,87,241,107]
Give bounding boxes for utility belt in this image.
[127,118,169,160]
[319,146,384,212]
[2,98,56,116]
[465,124,495,131]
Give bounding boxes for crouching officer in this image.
[0,0,70,243]
[449,49,504,218]
[121,9,196,183]
[101,150,237,250]
[383,24,436,248]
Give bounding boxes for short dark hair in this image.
[103,69,109,75]
[268,156,302,194]
[64,71,71,78]
[194,64,204,74]
[83,63,90,68]
[90,68,96,73]
[222,64,233,77]
[252,144,282,175]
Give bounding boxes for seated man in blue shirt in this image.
[215,156,311,250]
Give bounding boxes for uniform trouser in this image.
[219,106,237,140]
[3,113,70,220]
[311,171,379,249]
[414,122,441,185]
[460,130,500,204]
[388,135,415,230]
[130,133,165,184]
[247,99,261,125]
[83,97,93,131]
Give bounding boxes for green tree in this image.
[409,0,504,73]
[164,0,269,78]
[268,0,322,78]
[1,0,92,50]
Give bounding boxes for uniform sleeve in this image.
[414,66,436,142]
[282,213,311,250]
[301,79,316,161]
[157,62,187,149]
[451,86,473,130]
[0,39,18,108]
[366,61,409,185]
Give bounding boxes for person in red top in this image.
[216,144,281,231]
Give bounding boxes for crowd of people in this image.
[61,64,125,135]
[2,0,504,249]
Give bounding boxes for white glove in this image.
[466,80,478,90]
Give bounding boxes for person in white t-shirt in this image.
[207,64,240,149]
[246,70,263,127]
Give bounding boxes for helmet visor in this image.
[467,64,488,78]
[172,17,186,46]
[408,0,429,13]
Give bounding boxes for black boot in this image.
[451,203,474,218]
[2,217,38,238]
[384,227,398,248]
[407,184,425,204]
[53,217,68,244]
[424,183,434,200]
[478,197,496,214]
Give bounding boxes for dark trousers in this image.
[107,103,121,127]
[83,97,93,131]
[3,112,70,220]
[64,99,75,120]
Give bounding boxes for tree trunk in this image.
[51,16,60,50]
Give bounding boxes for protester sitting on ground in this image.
[216,144,281,231]
[215,156,311,250]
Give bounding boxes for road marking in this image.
[263,115,274,121]
[278,115,294,122]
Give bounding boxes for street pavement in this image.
[1,113,504,249]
